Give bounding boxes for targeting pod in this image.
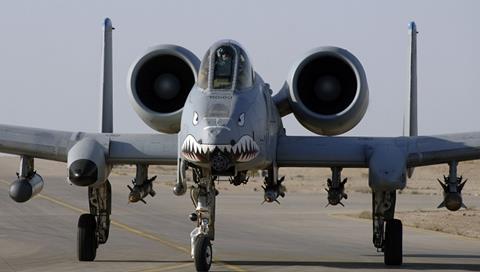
[9,173,44,203]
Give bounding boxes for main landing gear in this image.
[372,190,402,265]
[189,168,217,271]
[77,180,111,261]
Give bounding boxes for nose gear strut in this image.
[188,168,216,272]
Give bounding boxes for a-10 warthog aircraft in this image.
[1,18,478,271]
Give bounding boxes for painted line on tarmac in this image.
[0,180,247,272]
[130,262,193,272]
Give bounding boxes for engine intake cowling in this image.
[128,45,199,133]
[284,47,369,135]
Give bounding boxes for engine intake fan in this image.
[129,45,199,133]
[276,46,369,136]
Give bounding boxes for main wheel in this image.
[384,219,402,265]
[77,213,97,261]
[194,235,212,272]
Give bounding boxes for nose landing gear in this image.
[189,169,216,271]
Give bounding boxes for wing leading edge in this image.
[276,132,480,168]
[0,124,178,165]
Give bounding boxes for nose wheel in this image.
[194,234,213,272]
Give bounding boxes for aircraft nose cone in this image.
[69,159,98,187]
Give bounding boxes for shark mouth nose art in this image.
[181,135,259,162]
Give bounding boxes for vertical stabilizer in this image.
[404,21,418,137]
[100,18,114,133]
[405,21,418,178]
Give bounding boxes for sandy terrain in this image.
[113,160,480,196]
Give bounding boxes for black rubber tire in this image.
[77,213,97,262]
[384,219,402,265]
[194,235,213,272]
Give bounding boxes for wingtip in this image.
[408,21,418,33]
[103,17,114,30]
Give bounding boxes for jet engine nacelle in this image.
[128,45,200,133]
[67,138,110,187]
[281,47,369,136]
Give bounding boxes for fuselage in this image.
[178,40,282,175]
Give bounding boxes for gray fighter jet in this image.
[1,19,477,271]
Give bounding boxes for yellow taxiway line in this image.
[0,180,246,272]
[130,262,193,272]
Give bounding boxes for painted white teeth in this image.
[182,135,259,162]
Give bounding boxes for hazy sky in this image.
[0,0,478,136]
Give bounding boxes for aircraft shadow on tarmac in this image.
[218,260,480,271]
[95,260,193,263]
[94,257,480,271]
[403,254,480,259]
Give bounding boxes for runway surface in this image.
[0,158,479,272]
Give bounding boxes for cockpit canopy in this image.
[198,41,254,90]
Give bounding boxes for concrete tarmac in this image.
[0,158,479,272]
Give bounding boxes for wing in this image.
[276,132,480,168]
[0,124,178,165]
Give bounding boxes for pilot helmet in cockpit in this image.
[197,41,254,91]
